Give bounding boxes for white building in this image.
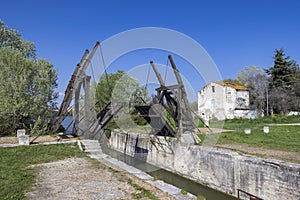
[198,82,256,120]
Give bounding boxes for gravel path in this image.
[26,157,175,200]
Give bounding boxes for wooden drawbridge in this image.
[43,42,209,143]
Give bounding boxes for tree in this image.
[237,66,266,87]
[290,80,300,111]
[94,70,148,129]
[95,70,126,112]
[236,66,268,114]
[95,70,148,111]
[248,73,268,114]
[0,20,36,59]
[266,49,300,114]
[222,78,242,85]
[267,49,296,89]
[0,20,57,135]
[189,101,198,112]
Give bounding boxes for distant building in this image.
[198,82,256,120]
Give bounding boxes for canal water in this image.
[100,142,237,200]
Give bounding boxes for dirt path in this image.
[267,123,300,126]
[26,157,175,200]
[216,143,300,163]
[0,135,74,144]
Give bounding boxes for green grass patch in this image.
[108,167,119,173]
[127,178,158,200]
[218,125,300,152]
[180,189,188,195]
[214,115,300,152]
[0,144,85,199]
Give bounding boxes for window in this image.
[212,86,215,93]
[236,97,246,107]
[226,92,231,102]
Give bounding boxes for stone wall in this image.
[108,130,300,200]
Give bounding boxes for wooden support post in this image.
[83,75,91,138]
[74,42,100,90]
[50,50,89,133]
[168,55,195,132]
[50,41,100,133]
[177,87,183,135]
[150,61,165,86]
[74,83,81,135]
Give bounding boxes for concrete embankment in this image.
[81,139,196,199]
[108,130,300,200]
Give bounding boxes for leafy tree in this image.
[95,70,148,111]
[237,66,266,87]
[95,70,126,111]
[0,20,57,135]
[248,73,268,114]
[94,70,147,129]
[236,66,268,114]
[0,20,36,59]
[266,49,300,114]
[222,78,242,85]
[189,101,198,112]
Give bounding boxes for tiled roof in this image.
[213,81,248,90]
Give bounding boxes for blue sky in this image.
[1,0,300,102]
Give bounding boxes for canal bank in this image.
[101,140,236,200]
[81,139,197,199]
[107,130,300,200]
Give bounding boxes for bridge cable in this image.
[99,43,112,93]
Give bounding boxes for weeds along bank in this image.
[108,130,300,200]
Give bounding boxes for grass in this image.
[127,178,158,200]
[0,143,85,199]
[180,189,188,195]
[219,125,300,152]
[197,115,300,152]
[106,167,158,200]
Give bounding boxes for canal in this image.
[100,142,237,200]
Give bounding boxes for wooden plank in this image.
[49,50,89,133]
[50,41,100,134]
[168,55,195,132]
[150,61,165,86]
